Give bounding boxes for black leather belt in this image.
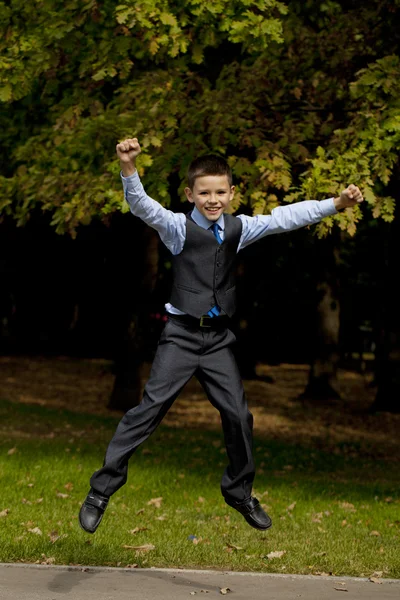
[167,313,230,329]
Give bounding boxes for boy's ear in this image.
[229,185,235,200]
[184,186,194,203]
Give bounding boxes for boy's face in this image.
[185,175,235,222]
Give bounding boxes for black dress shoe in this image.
[225,496,272,531]
[79,489,109,534]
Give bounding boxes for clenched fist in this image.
[117,137,141,177]
[116,137,141,163]
[334,184,364,210]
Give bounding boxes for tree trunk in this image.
[300,236,341,401]
[108,223,159,412]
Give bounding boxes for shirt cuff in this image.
[319,197,337,217]
[120,170,139,183]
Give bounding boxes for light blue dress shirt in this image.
[121,171,337,315]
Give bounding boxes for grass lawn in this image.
[0,372,399,579]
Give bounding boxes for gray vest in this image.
[169,212,243,318]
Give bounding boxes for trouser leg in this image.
[196,327,255,503]
[90,319,198,497]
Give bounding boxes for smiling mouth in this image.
[205,207,220,212]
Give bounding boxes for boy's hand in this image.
[116,138,141,177]
[334,184,364,210]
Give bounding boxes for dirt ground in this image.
[0,355,399,462]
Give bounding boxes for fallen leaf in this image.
[136,508,145,515]
[266,550,286,559]
[48,531,59,543]
[56,493,69,499]
[64,482,74,491]
[28,527,42,536]
[41,555,55,565]
[225,543,243,551]
[287,502,296,511]
[48,532,68,544]
[369,577,382,584]
[7,447,17,455]
[192,537,203,545]
[190,593,197,596]
[147,497,163,508]
[35,498,43,504]
[369,530,381,537]
[122,544,155,552]
[155,514,167,521]
[312,513,323,523]
[126,564,138,568]
[0,509,9,517]
[129,527,149,534]
[334,587,348,592]
[220,589,231,595]
[371,571,383,578]
[27,483,34,488]
[339,502,356,513]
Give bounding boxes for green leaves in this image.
[0,0,399,237]
[297,54,400,233]
[0,84,12,102]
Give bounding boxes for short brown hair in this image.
[187,155,232,189]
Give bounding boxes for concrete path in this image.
[0,563,399,600]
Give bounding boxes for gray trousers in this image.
[90,316,255,503]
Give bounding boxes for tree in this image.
[1,1,399,409]
[0,0,287,409]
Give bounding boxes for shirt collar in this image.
[191,206,225,231]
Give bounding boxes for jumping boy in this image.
[79,138,363,534]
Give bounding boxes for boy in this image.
[79,138,363,534]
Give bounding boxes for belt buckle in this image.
[200,315,212,328]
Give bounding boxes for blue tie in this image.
[208,223,222,317]
[211,222,223,244]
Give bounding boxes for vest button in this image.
[217,262,220,267]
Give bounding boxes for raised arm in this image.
[117,138,185,255]
[238,185,363,251]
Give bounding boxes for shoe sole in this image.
[244,514,272,531]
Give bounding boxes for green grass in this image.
[0,398,399,577]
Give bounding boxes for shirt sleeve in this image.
[237,198,337,251]
[121,171,186,255]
